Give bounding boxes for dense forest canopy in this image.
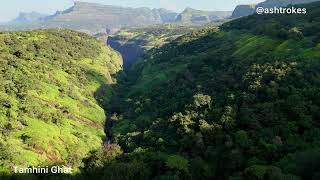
[82,2,320,179]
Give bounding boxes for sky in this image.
[0,0,264,22]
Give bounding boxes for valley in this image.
[107,24,205,68]
[0,0,320,179]
[82,1,320,179]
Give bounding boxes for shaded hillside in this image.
[0,29,122,173]
[83,2,320,179]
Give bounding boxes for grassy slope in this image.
[0,29,122,173]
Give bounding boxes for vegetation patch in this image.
[0,29,122,173]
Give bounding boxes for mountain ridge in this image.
[1,2,232,34]
[1,2,178,34]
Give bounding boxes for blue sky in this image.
[0,0,264,22]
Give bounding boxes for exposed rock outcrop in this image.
[230,4,256,18]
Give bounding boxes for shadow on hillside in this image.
[94,28,225,145]
[93,70,126,139]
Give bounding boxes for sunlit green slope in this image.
[0,29,122,173]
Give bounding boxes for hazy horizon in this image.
[0,0,264,23]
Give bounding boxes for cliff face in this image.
[230,4,256,19]
[107,37,145,68]
[157,8,178,23]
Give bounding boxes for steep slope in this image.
[0,29,122,173]
[231,0,320,18]
[157,8,178,23]
[175,8,231,24]
[83,2,320,179]
[230,4,256,19]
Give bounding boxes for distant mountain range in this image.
[3,0,319,35]
[1,1,231,35]
[41,2,177,33]
[231,0,320,18]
